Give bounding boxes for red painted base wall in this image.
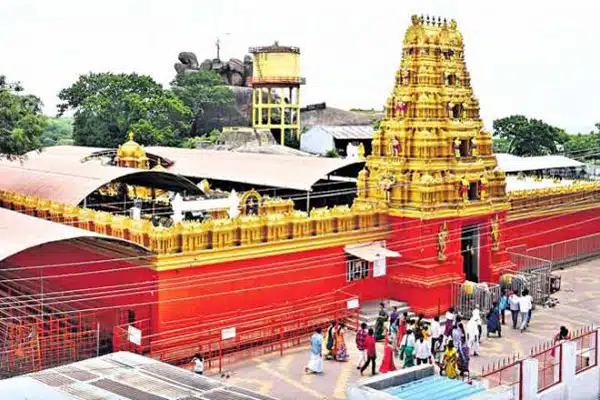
[504,207,600,251]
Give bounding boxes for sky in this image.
[1,0,599,133]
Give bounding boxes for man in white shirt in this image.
[414,335,432,365]
[518,289,532,332]
[508,291,520,329]
[430,316,442,355]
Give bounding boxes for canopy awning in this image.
[344,241,400,262]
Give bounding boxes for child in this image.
[192,353,204,375]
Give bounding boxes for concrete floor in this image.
[205,260,600,400]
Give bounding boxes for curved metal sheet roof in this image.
[0,156,202,206]
[146,146,365,191]
[0,208,149,263]
[23,145,366,191]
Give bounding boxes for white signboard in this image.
[221,327,236,340]
[128,325,142,346]
[347,298,360,310]
[373,257,387,278]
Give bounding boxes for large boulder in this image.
[175,52,253,87]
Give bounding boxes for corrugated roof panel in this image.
[91,378,168,400]
[111,370,194,399]
[496,153,584,173]
[308,125,374,140]
[32,372,76,387]
[140,363,222,392]
[55,366,98,382]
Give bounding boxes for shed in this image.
[300,125,374,156]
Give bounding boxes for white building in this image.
[300,125,373,156]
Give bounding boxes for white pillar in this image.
[561,340,577,400]
[521,358,539,400]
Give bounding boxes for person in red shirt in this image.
[360,328,377,376]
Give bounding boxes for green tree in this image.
[0,75,47,157]
[58,72,193,147]
[492,137,511,153]
[563,133,597,159]
[170,70,234,115]
[41,116,74,146]
[170,70,235,137]
[492,115,568,156]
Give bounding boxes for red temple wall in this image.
[155,245,387,333]
[3,241,156,330]
[504,207,600,251]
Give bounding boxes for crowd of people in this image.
[304,291,538,378]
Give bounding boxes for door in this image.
[461,225,480,282]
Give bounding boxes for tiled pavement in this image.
[204,260,600,400]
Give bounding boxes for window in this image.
[128,310,136,325]
[346,258,369,281]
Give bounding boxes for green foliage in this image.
[492,115,568,156]
[373,119,381,130]
[325,148,340,158]
[58,72,193,148]
[170,70,234,116]
[0,75,47,157]
[40,116,74,147]
[183,129,222,148]
[563,133,598,158]
[284,129,300,149]
[492,137,511,153]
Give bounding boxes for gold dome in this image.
[118,131,146,159]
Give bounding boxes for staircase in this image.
[359,299,414,327]
[358,299,447,328]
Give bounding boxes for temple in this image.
[1,15,600,377]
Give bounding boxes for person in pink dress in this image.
[379,336,397,373]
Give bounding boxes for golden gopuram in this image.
[356,15,508,218]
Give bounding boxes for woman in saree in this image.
[486,302,502,338]
[374,303,388,341]
[379,336,397,373]
[325,321,336,360]
[442,340,459,379]
[334,324,349,361]
[399,329,416,368]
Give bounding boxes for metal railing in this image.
[572,328,598,374]
[505,252,553,306]
[530,341,562,392]
[450,282,501,319]
[526,232,600,269]
[480,357,523,400]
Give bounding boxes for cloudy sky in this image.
[1,0,598,132]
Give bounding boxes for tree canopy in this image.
[0,75,47,157]
[492,115,568,156]
[170,70,235,136]
[41,116,74,146]
[58,72,193,148]
[170,70,234,116]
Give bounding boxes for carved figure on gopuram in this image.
[355,14,508,218]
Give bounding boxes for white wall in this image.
[300,126,335,155]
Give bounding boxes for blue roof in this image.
[383,375,484,400]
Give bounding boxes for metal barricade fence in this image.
[527,232,600,269]
[451,282,501,319]
[505,252,553,306]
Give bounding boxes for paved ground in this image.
[205,260,600,400]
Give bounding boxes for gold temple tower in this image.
[356,15,508,218]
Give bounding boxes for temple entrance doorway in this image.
[461,224,480,282]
